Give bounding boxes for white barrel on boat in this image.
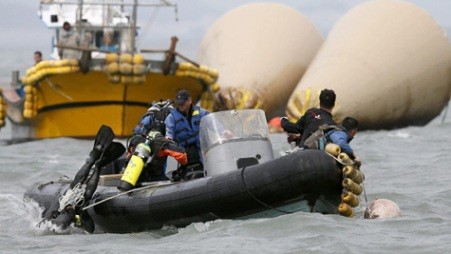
[197,2,323,118]
[286,0,451,129]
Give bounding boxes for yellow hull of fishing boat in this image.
[286,0,451,129]
[4,70,204,139]
[0,1,222,141]
[197,2,323,118]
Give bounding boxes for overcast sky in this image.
[0,0,450,66]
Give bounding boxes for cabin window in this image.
[95,31,120,52]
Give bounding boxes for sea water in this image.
[1,110,450,253]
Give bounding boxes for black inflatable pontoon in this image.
[24,149,342,233]
[24,110,349,233]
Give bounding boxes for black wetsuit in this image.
[281,108,336,147]
[140,132,187,182]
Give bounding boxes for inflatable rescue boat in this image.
[24,110,362,233]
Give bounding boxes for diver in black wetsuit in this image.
[281,89,336,148]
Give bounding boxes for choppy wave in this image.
[1,113,451,253]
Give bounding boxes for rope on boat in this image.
[58,182,86,212]
[81,181,175,211]
[37,176,71,190]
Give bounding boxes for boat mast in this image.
[37,0,178,56]
[131,0,138,53]
[77,0,84,33]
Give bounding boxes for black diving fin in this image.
[72,141,126,234]
[70,125,115,188]
[83,141,126,202]
[97,141,127,169]
[42,125,115,221]
[41,141,125,233]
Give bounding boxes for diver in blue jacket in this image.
[326,116,361,166]
[132,99,172,136]
[120,99,173,179]
[165,89,209,180]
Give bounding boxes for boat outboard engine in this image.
[200,109,274,176]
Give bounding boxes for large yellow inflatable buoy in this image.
[286,0,451,129]
[197,2,323,118]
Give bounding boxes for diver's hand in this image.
[280,116,288,124]
[353,156,362,167]
[287,133,301,144]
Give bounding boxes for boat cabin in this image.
[200,109,275,176]
[37,0,175,59]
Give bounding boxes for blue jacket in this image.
[133,115,152,134]
[164,105,209,149]
[327,127,355,159]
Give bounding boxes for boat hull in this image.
[5,71,204,139]
[24,150,343,233]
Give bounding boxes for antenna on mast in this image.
[174,3,179,22]
[161,0,178,21]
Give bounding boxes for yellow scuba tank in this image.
[118,142,151,192]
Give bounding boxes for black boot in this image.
[52,207,76,229]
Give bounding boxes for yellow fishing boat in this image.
[0,0,218,141]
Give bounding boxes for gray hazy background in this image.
[1,0,450,84]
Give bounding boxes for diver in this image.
[132,99,172,137]
[102,100,173,175]
[281,89,337,148]
[40,125,125,233]
[164,89,209,180]
[118,128,188,191]
[117,99,188,190]
[326,116,361,166]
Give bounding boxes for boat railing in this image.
[40,0,177,8]
[53,34,201,74]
